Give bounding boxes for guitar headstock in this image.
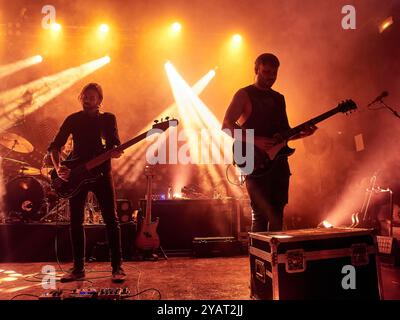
[337,99,357,115]
[152,117,179,131]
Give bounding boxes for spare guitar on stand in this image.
[135,165,167,261]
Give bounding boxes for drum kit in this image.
[0,132,102,224]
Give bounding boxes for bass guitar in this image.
[50,118,178,198]
[233,99,357,174]
[135,165,160,252]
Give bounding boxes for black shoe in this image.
[112,267,126,283]
[60,268,86,283]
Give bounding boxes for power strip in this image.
[39,287,131,300]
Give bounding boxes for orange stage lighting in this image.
[0,55,43,79]
[171,22,182,33]
[99,23,110,34]
[379,16,394,33]
[50,23,61,32]
[232,34,242,43]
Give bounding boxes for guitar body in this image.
[233,139,295,174]
[134,165,160,253]
[135,216,160,251]
[50,161,99,198]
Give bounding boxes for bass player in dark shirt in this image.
[48,83,126,283]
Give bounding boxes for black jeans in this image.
[245,161,290,232]
[69,174,122,270]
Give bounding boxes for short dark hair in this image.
[254,53,280,74]
[79,82,103,103]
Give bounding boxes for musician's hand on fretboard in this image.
[111,149,124,159]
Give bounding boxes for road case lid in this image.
[249,227,374,243]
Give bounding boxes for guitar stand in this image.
[135,246,168,261]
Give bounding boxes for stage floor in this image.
[0,256,399,300]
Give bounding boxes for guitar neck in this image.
[85,131,149,171]
[145,174,153,224]
[284,106,341,140]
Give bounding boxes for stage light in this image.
[164,62,242,198]
[33,55,43,63]
[171,22,182,33]
[115,68,219,183]
[0,56,111,131]
[229,34,244,54]
[99,23,109,34]
[0,277,18,282]
[50,23,61,32]
[318,220,334,228]
[8,273,23,277]
[232,34,242,43]
[379,16,394,33]
[173,192,183,199]
[0,55,44,79]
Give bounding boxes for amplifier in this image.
[138,199,238,251]
[192,237,242,257]
[376,235,400,265]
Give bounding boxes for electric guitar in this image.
[233,99,357,174]
[50,118,179,198]
[135,165,160,251]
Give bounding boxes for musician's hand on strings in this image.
[254,136,277,151]
[57,165,71,182]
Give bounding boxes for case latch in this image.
[351,243,369,266]
[255,259,266,283]
[285,249,306,273]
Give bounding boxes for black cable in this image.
[10,294,39,300]
[54,202,67,274]
[122,288,162,300]
[225,164,245,186]
[24,272,114,283]
[121,264,142,299]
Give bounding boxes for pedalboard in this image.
[39,287,131,300]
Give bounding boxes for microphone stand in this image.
[379,101,400,119]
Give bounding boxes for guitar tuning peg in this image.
[161,118,163,122]
[165,116,170,121]
[154,120,159,124]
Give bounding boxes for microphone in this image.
[368,91,388,106]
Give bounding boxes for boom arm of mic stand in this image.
[381,101,400,119]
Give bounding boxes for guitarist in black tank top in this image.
[48,83,126,282]
[222,53,317,232]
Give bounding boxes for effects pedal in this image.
[98,287,131,300]
[63,288,97,300]
[39,287,131,300]
[38,289,63,300]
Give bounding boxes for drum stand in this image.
[40,198,70,223]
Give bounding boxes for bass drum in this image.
[4,176,46,221]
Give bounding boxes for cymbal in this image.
[1,157,30,165]
[19,165,41,176]
[0,132,34,153]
